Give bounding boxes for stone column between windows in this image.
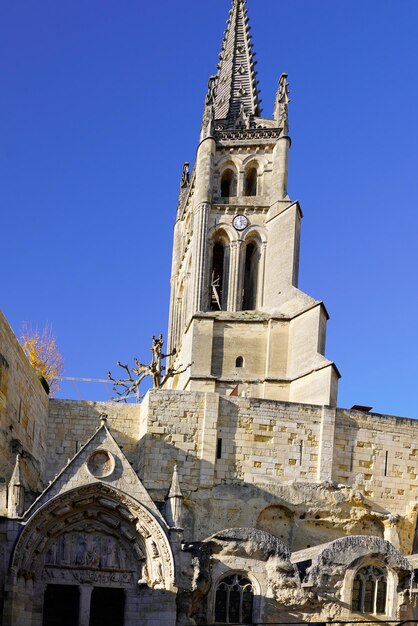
[78,585,93,626]
[317,406,336,481]
[227,240,242,311]
[258,241,267,309]
[191,202,209,313]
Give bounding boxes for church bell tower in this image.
[167,0,339,406]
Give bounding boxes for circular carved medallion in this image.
[86,450,115,478]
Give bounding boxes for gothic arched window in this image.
[244,166,258,196]
[242,241,260,311]
[210,242,228,310]
[221,168,237,198]
[352,566,387,614]
[214,574,254,624]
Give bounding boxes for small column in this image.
[258,241,267,309]
[191,202,210,312]
[78,585,93,626]
[227,240,243,312]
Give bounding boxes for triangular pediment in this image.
[24,424,163,522]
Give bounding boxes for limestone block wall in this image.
[0,311,49,498]
[40,389,418,543]
[215,396,322,484]
[332,408,418,513]
[139,390,323,496]
[138,390,207,492]
[46,400,140,483]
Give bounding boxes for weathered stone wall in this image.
[46,399,140,483]
[333,408,418,512]
[0,311,49,503]
[41,390,418,546]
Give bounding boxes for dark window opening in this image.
[217,438,223,459]
[352,566,387,615]
[43,585,79,626]
[211,244,226,311]
[215,574,253,624]
[89,587,125,626]
[245,167,258,196]
[235,356,244,368]
[221,169,237,198]
[242,243,260,311]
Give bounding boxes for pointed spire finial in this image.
[10,453,23,486]
[274,73,290,134]
[165,464,184,529]
[203,0,261,128]
[8,453,25,517]
[168,464,183,499]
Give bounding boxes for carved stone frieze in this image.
[44,532,133,570]
[12,483,176,591]
[41,567,135,587]
[214,128,282,144]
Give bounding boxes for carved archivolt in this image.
[11,483,175,591]
[307,535,412,589]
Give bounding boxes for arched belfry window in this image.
[221,168,237,198]
[210,241,229,310]
[352,566,387,614]
[242,241,260,311]
[215,574,254,624]
[244,166,258,197]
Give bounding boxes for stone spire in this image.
[165,465,183,529]
[207,0,261,124]
[8,453,25,518]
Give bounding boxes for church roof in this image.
[212,0,261,121]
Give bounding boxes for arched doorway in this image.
[7,483,176,626]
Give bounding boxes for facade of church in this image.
[1,1,418,624]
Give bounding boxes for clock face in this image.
[233,214,249,231]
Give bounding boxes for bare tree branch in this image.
[107,334,191,402]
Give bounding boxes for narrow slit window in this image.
[217,438,223,459]
[235,356,244,368]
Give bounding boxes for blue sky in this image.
[2,0,418,417]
